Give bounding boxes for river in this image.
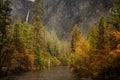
[0,66,77,80]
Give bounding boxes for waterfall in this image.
[26,10,30,22]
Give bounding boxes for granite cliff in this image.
[11,0,113,39]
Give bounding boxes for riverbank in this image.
[0,65,48,77]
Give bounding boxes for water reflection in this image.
[0,66,77,80]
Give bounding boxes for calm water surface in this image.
[0,66,77,80]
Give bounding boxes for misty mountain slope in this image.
[42,0,113,38]
[11,0,33,22]
[11,0,113,39]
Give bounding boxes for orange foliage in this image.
[90,29,120,78]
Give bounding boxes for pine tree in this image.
[32,0,46,68]
[96,16,107,53]
[32,0,45,54]
[0,0,12,48]
[0,0,12,40]
[12,19,35,71]
[32,0,43,22]
[0,0,12,74]
[71,25,81,53]
[0,0,12,49]
[13,19,25,53]
[87,24,98,55]
[110,0,120,31]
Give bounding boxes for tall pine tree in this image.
[71,25,81,53]
[32,0,45,54]
[32,0,46,68]
[0,0,12,75]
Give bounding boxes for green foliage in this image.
[30,0,48,69]
[96,16,107,51]
[10,20,35,70]
[33,20,45,54]
[21,22,33,53]
[0,0,12,75]
[110,0,120,31]
[34,49,44,66]
[0,0,12,50]
[0,0,71,76]
[87,24,98,56]
[1,1,120,79]
[12,20,33,53]
[32,0,45,57]
[32,0,43,22]
[0,0,12,30]
[88,16,107,55]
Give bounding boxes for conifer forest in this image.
[0,0,120,80]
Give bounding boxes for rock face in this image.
[11,0,113,39]
[11,0,33,22]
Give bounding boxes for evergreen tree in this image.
[110,0,120,31]
[32,0,46,68]
[96,16,107,53]
[12,19,35,71]
[0,0,12,48]
[32,0,45,54]
[0,0,12,41]
[87,24,98,55]
[32,0,43,22]
[71,25,81,53]
[0,0,12,75]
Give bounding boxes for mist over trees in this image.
[0,0,70,76]
[0,0,120,80]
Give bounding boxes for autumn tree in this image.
[12,19,35,71]
[89,14,120,79]
[107,31,120,77]
[69,25,90,78]
[89,16,109,78]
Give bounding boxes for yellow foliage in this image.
[69,32,90,76]
[13,51,35,70]
[109,30,120,41]
[50,57,61,67]
[90,29,120,78]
